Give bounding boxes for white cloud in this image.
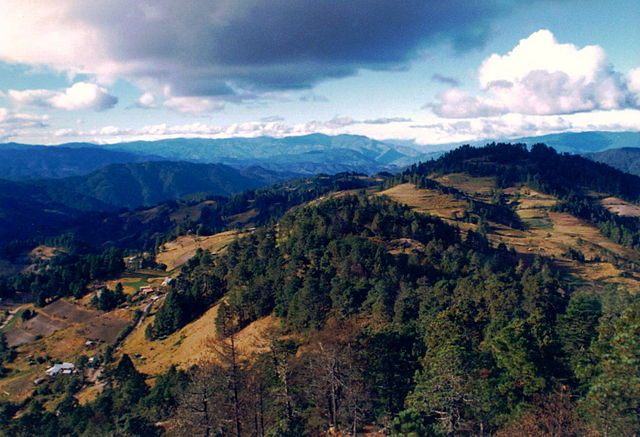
[629,68,640,105]
[8,82,117,111]
[432,30,640,118]
[163,97,224,114]
[135,92,157,108]
[0,108,49,127]
[0,107,49,141]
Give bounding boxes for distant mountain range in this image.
[0,145,164,180]
[3,131,640,181]
[0,134,434,180]
[414,131,640,155]
[0,161,291,244]
[3,131,640,247]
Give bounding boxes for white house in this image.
[45,362,75,377]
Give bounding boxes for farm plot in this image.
[40,299,99,324]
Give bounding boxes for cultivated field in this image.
[600,196,640,216]
[381,182,640,293]
[434,173,496,194]
[379,183,468,220]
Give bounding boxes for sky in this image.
[0,0,639,148]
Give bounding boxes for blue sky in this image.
[0,0,639,148]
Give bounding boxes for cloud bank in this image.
[8,82,117,111]
[0,0,536,100]
[432,30,640,118]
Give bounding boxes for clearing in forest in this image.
[156,230,250,271]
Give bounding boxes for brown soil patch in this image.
[22,313,69,336]
[434,173,495,195]
[40,300,99,324]
[170,200,218,222]
[79,310,131,343]
[4,328,37,347]
[601,197,640,217]
[226,208,259,227]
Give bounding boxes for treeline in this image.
[399,142,640,251]
[383,172,525,230]
[0,248,124,305]
[554,193,640,250]
[408,142,640,201]
[147,250,226,339]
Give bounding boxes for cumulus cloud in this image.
[432,30,640,118]
[0,0,539,100]
[8,82,117,111]
[135,92,158,108]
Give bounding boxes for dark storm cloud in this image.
[68,0,535,97]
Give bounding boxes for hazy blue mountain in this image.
[511,131,640,154]
[0,160,293,246]
[405,131,640,156]
[25,161,288,210]
[0,145,164,180]
[584,147,640,176]
[0,179,100,245]
[52,133,430,173]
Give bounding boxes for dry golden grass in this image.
[76,382,105,406]
[378,183,467,220]
[28,245,62,261]
[156,230,250,271]
[380,183,640,293]
[121,303,277,376]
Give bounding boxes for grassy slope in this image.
[380,179,640,294]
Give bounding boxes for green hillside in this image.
[1,144,640,436]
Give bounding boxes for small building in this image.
[161,277,175,287]
[139,286,154,294]
[45,362,75,377]
[85,340,96,348]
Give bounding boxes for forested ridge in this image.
[1,143,640,435]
